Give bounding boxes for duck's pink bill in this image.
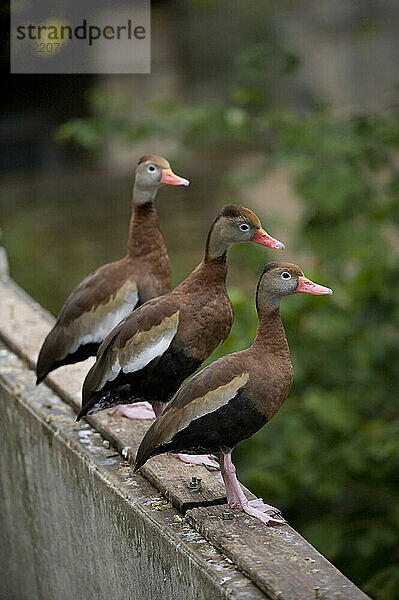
[296,276,333,295]
[161,168,190,186]
[252,228,285,250]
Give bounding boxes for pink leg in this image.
[110,402,155,420]
[172,453,220,471]
[220,452,286,526]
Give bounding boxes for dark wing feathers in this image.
[36,259,139,383]
[134,354,250,470]
[55,261,134,325]
[81,295,180,406]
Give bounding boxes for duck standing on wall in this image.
[77,206,284,466]
[134,261,332,523]
[36,155,189,385]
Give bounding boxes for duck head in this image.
[134,155,189,205]
[205,205,285,261]
[256,261,333,310]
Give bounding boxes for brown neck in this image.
[252,307,290,358]
[176,216,229,289]
[200,255,228,283]
[126,201,165,259]
[177,255,228,293]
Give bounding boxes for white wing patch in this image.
[96,310,180,390]
[67,280,138,354]
[162,372,250,444]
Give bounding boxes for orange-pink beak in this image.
[252,227,285,250]
[296,276,333,295]
[161,168,190,186]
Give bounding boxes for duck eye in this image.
[239,223,250,232]
[148,164,156,173]
[281,271,291,280]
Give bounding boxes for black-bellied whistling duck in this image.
[77,206,284,464]
[134,262,332,524]
[36,155,189,385]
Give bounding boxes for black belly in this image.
[37,342,100,384]
[158,392,268,456]
[79,347,202,418]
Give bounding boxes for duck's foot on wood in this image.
[233,501,286,526]
[220,450,286,526]
[110,403,155,420]
[231,498,284,519]
[234,498,282,515]
[172,453,220,471]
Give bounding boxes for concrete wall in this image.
[0,343,264,600]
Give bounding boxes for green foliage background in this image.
[58,42,399,599]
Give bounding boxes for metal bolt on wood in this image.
[188,476,202,491]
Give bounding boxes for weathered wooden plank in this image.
[186,506,369,600]
[142,455,227,511]
[88,411,227,511]
[0,276,227,512]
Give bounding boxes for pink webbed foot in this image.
[231,497,284,519]
[237,501,286,526]
[220,451,286,526]
[110,402,155,420]
[172,453,220,471]
[234,497,282,515]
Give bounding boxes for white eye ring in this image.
[240,223,250,231]
[148,164,156,173]
[281,271,291,280]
